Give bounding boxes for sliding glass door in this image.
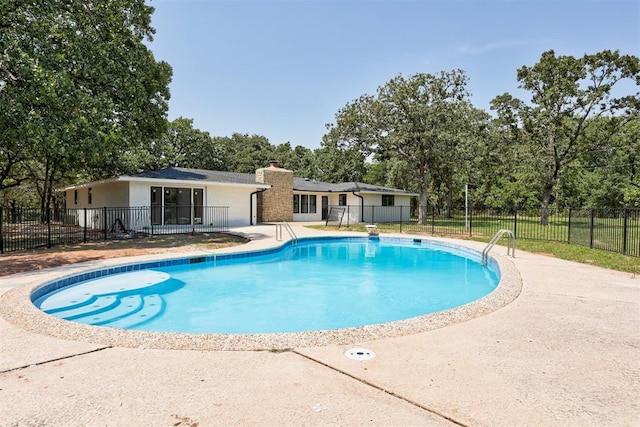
[150,187,204,225]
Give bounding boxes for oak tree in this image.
[491,50,639,224]
[0,0,172,212]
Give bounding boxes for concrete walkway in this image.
[1,225,638,426]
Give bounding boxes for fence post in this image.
[346,205,350,227]
[622,208,628,255]
[567,208,572,244]
[0,206,3,254]
[589,209,595,249]
[399,206,403,233]
[46,208,52,248]
[468,207,472,236]
[83,208,87,243]
[103,207,108,240]
[431,204,435,234]
[513,210,517,239]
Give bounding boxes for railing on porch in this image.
[0,205,229,253]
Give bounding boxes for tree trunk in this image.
[540,159,561,226]
[445,180,453,219]
[540,183,553,226]
[418,189,429,225]
[417,163,429,225]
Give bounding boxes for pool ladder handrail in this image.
[276,221,298,245]
[482,229,516,265]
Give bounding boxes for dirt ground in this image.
[0,233,248,276]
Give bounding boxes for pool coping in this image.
[0,234,522,351]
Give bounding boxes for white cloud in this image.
[455,40,531,55]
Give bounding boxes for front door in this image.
[321,196,329,220]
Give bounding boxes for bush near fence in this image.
[0,206,229,254]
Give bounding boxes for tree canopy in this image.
[2,27,638,219]
[0,0,172,211]
[491,49,640,222]
[323,70,489,222]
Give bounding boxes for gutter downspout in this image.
[249,188,267,225]
[352,191,364,222]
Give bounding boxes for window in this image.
[73,190,78,205]
[163,187,192,225]
[88,188,92,205]
[293,194,317,214]
[338,194,347,206]
[309,195,317,213]
[151,187,162,225]
[293,194,300,213]
[193,189,203,224]
[382,195,395,206]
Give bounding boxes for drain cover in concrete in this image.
[344,347,376,361]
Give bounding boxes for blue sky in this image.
[148,0,640,149]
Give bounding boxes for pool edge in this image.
[0,235,522,351]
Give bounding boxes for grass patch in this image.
[473,237,639,275]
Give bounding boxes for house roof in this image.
[292,177,416,195]
[133,167,260,186]
[60,167,270,191]
[61,167,417,196]
[133,168,416,195]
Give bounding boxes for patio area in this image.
[0,224,638,426]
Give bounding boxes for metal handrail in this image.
[482,229,516,265]
[276,221,298,244]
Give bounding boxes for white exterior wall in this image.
[329,193,414,224]
[66,181,129,209]
[93,182,130,207]
[128,181,151,207]
[65,182,133,230]
[207,185,256,226]
[361,193,412,223]
[325,193,360,225]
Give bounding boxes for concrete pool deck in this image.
[1,224,638,426]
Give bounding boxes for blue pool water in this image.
[33,237,500,334]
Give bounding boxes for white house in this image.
[61,163,417,230]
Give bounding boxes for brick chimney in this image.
[255,162,293,222]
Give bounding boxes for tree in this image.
[213,133,275,173]
[117,117,223,174]
[491,50,640,224]
[271,143,317,178]
[0,0,172,213]
[318,96,373,183]
[325,70,481,223]
[575,118,640,208]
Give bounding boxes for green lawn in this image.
[470,236,639,274]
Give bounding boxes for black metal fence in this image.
[2,204,638,257]
[0,206,229,254]
[568,208,640,257]
[329,205,640,258]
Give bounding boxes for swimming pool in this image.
[33,237,500,334]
